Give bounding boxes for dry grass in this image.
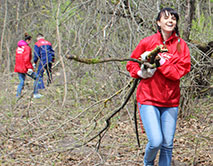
[0,71,212,166]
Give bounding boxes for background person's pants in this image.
[16,73,26,97]
[17,72,38,96]
[36,62,52,90]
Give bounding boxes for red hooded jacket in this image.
[126,31,191,107]
[14,40,33,73]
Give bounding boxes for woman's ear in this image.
[157,21,161,27]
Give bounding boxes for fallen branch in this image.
[51,78,139,153]
[134,98,141,147]
[86,78,139,150]
[66,45,167,68]
[66,54,143,64]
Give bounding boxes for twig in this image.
[87,78,139,150]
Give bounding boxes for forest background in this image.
[0,0,212,166]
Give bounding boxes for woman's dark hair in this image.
[24,33,32,41]
[37,33,44,38]
[156,7,181,53]
[156,7,180,36]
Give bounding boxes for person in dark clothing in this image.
[33,33,55,90]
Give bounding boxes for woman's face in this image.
[26,39,31,44]
[157,10,177,33]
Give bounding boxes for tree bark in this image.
[182,0,196,41]
[0,0,7,65]
[56,1,67,108]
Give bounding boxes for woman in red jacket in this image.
[126,8,191,166]
[14,33,42,98]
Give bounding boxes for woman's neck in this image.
[161,30,172,41]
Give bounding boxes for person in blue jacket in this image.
[33,33,55,91]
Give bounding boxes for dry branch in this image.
[134,98,140,147]
[87,78,139,150]
[66,45,167,67]
[66,54,143,64]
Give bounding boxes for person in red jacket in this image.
[126,8,191,166]
[14,33,43,99]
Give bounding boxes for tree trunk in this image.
[0,0,7,65]
[56,1,67,108]
[182,0,196,41]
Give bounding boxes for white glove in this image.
[137,64,156,79]
[33,63,36,69]
[141,51,151,61]
[27,68,33,75]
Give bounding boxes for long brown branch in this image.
[66,45,167,67]
[52,78,139,153]
[134,98,140,147]
[66,54,143,64]
[87,78,139,150]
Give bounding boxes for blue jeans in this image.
[16,73,26,97]
[138,104,178,166]
[36,62,52,90]
[16,73,39,97]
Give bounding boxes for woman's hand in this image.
[137,64,156,79]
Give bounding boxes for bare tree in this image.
[182,0,196,41]
[0,0,7,66]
